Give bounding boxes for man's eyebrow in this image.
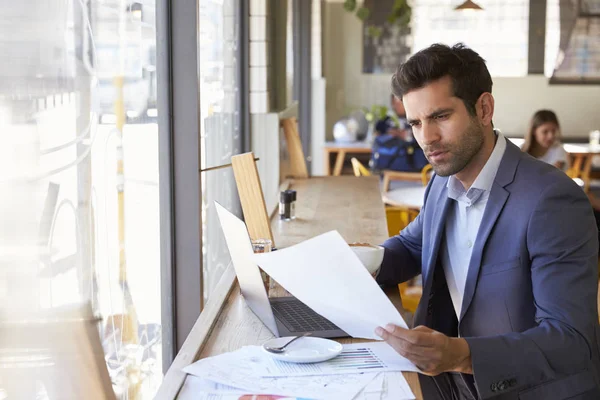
[427,108,454,119]
[407,108,454,125]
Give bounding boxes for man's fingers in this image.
[383,335,426,360]
[376,327,439,356]
[375,325,453,376]
[381,324,437,347]
[413,325,434,332]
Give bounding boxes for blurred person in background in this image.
[521,109,568,170]
[375,93,412,140]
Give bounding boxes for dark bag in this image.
[370,134,428,173]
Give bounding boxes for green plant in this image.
[363,105,388,123]
[344,0,412,38]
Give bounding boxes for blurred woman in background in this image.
[521,109,568,170]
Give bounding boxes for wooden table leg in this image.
[583,154,594,193]
[572,154,584,178]
[324,149,331,176]
[333,150,346,176]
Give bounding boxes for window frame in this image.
[157,0,250,372]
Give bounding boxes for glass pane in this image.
[287,0,295,104]
[545,0,561,77]
[0,1,162,398]
[411,0,529,77]
[553,17,600,80]
[199,0,243,303]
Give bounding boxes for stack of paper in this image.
[179,342,416,400]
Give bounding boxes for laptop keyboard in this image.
[271,300,340,332]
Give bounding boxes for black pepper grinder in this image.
[288,189,297,219]
[279,190,293,221]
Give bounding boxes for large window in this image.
[1,0,162,398]
[199,0,243,303]
[545,0,561,76]
[411,0,530,77]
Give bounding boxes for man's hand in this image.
[375,324,472,376]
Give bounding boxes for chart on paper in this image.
[262,342,418,377]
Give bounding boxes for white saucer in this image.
[261,337,343,363]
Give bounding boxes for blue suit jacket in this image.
[377,141,600,399]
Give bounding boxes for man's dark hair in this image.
[391,43,492,117]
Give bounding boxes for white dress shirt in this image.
[441,132,507,318]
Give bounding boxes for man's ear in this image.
[477,92,494,127]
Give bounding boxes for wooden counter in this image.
[156,176,423,399]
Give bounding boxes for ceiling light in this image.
[454,0,484,11]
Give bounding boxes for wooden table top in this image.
[508,137,600,154]
[383,185,426,209]
[563,143,600,155]
[324,141,372,152]
[157,176,422,399]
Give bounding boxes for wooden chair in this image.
[349,158,422,314]
[421,164,433,186]
[280,117,309,179]
[231,152,276,247]
[350,157,372,177]
[382,164,433,192]
[566,153,593,193]
[382,170,422,193]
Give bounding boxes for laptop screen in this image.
[214,202,279,336]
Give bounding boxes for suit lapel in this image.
[459,183,509,320]
[458,140,521,321]
[423,184,452,296]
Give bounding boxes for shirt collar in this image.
[446,131,507,205]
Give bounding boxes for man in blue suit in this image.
[375,43,600,399]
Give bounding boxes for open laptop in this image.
[215,202,347,338]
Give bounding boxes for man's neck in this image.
[454,128,497,190]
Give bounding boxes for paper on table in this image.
[177,375,245,400]
[178,376,316,400]
[383,372,416,399]
[353,372,415,400]
[179,373,415,400]
[355,373,385,400]
[253,230,408,339]
[183,346,377,400]
[261,342,419,377]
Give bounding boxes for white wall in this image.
[323,1,600,139]
[492,76,600,137]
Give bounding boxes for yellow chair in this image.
[350,157,372,177]
[350,158,422,314]
[566,153,593,193]
[421,164,433,186]
[384,206,419,237]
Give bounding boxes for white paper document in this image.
[177,376,246,400]
[353,372,416,400]
[261,342,419,377]
[179,373,415,400]
[183,346,377,400]
[253,230,408,339]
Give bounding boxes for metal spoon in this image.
[264,332,312,354]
